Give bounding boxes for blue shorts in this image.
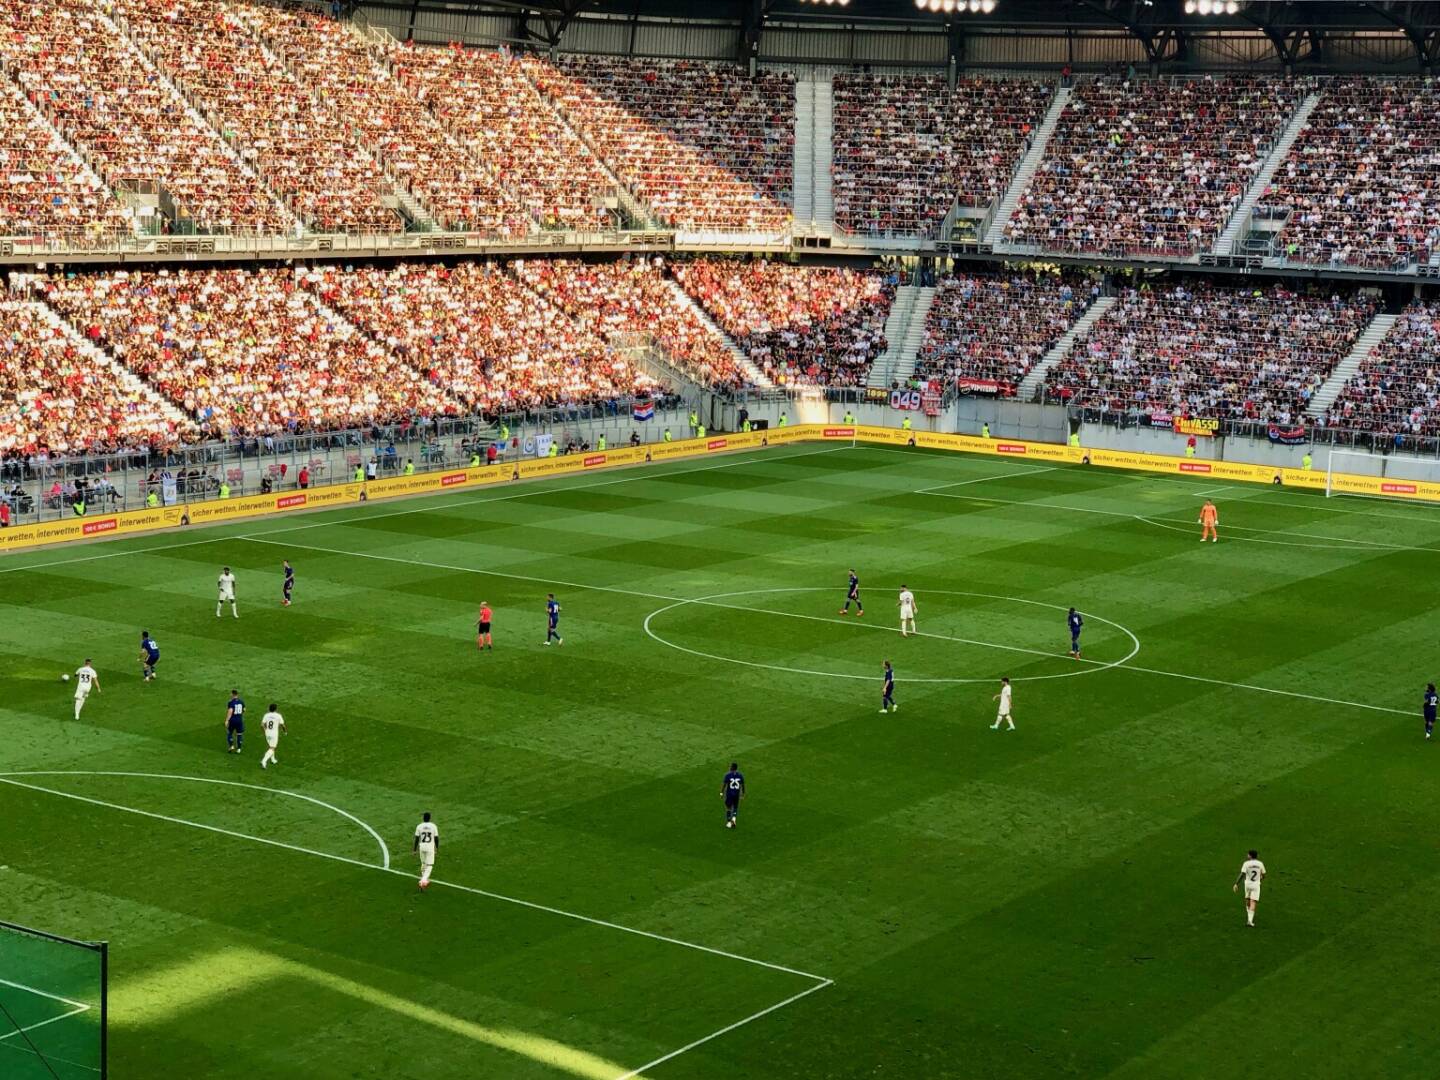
[145,653,160,666]
[724,793,740,810]
[227,718,245,733]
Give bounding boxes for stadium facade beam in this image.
[1365,1,1440,69]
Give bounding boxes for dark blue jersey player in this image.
[544,593,563,646]
[225,689,246,753]
[839,569,863,615]
[138,630,160,682]
[1068,607,1084,658]
[1425,683,1437,741]
[880,659,896,714]
[722,762,745,829]
[282,560,295,607]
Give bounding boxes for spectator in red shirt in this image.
[298,466,310,490]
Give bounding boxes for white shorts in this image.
[74,686,89,701]
[218,590,234,601]
[1244,883,1261,902]
[996,709,1011,722]
[418,847,435,872]
[265,734,280,748]
[900,607,915,620]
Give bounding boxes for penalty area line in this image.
[0,775,828,983]
[614,977,834,1080]
[0,775,832,1079]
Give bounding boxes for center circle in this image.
[642,587,1141,684]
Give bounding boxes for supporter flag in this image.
[1267,423,1307,446]
[633,400,655,422]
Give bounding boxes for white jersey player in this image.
[897,586,917,637]
[414,812,439,889]
[990,676,1014,731]
[1233,850,1266,927]
[216,566,238,619]
[259,704,286,769]
[72,659,100,720]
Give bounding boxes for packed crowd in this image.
[915,273,1095,392]
[0,72,133,241]
[1325,302,1440,439]
[110,0,401,233]
[673,260,893,387]
[1,0,292,237]
[524,55,793,233]
[390,44,616,232]
[302,261,661,411]
[0,297,190,455]
[41,267,458,436]
[831,75,1053,238]
[1262,79,1440,269]
[1043,283,1376,424]
[237,7,530,235]
[1006,76,1303,256]
[512,258,751,389]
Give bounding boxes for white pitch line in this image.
[613,977,834,1080]
[245,444,849,541]
[0,534,228,578]
[0,978,90,1012]
[918,488,1440,552]
[240,536,1415,718]
[914,465,1058,493]
[1132,514,1427,552]
[0,775,828,984]
[0,444,843,578]
[643,586,1141,684]
[0,771,390,870]
[241,537,1133,673]
[0,1002,90,1045]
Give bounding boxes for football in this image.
[61,673,70,682]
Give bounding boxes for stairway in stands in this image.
[867,285,935,390]
[30,299,194,430]
[664,280,775,390]
[1016,294,1117,401]
[1212,91,1322,256]
[982,84,1071,249]
[792,77,835,236]
[1305,312,1399,419]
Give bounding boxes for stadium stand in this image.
[672,260,893,388]
[1262,78,1440,270]
[521,55,793,234]
[302,261,662,411]
[0,297,190,453]
[388,43,616,232]
[236,6,533,235]
[1324,301,1440,440]
[1,0,290,237]
[1042,282,1377,424]
[1005,76,1304,256]
[0,71,133,242]
[831,74,1053,238]
[915,273,1096,393]
[109,0,401,233]
[512,257,752,390]
[40,267,457,436]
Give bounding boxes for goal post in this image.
[0,920,107,1079]
[1323,447,1440,505]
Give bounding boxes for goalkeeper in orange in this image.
[1198,498,1219,542]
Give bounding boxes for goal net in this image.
[1324,449,1439,505]
[0,920,106,1079]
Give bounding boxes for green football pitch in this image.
[3,441,1438,1080]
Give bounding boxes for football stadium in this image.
[3,0,1440,1077]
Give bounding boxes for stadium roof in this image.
[373,0,1440,65]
